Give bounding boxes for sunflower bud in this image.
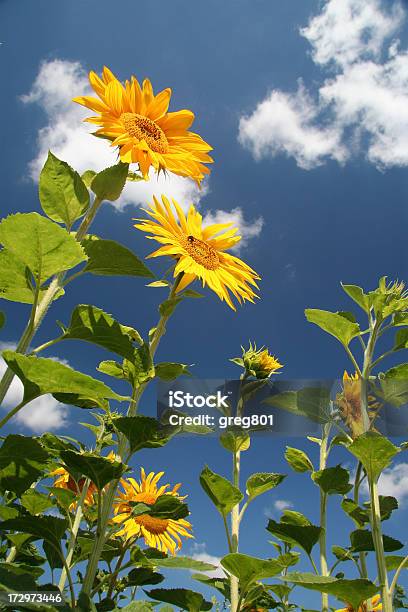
[234,343,283,379]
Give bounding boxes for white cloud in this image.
[377,462,408,504]
[203,206,264,253]
[264,499,294,517]
[189,543,224,578]
[0,342,68,432]
[300,0,403,68]
[239,84,347,170]
[239,0,408,170]
[21,59,205,211]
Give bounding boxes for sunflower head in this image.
[73,66,213,183]
[335,371,382,439]
[112,468,193,555]
[237,342,283,379]
[51,466,97,509]
[336,595,382,612]
[134,195,260,310]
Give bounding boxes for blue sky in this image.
[1,0,408,607]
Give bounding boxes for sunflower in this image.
[73,66,213,183]
[134,195,260,310]
[112,468,193,555]
[335,371,381,439]
[240,342,283,379]
[51,466,97,509]
[336,594,382,612]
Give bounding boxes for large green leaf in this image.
[146,588,212,611]
[82,236,154,277]
[264,387,331,424]
[348,432,399,482]
[2,351,127,407]
[0,515,68,551]
[0,249,63,304]
[282,573,378,609]
[39,151,89,227]
[221,553,282,594]
[285,447,314,473]
[21,490,54,515]
[312,465,352,495]
[114,416,173,453]
[380,363,408,407]
[0,213,86,284]
[305,309,361,346]
[155,556,218,572]
[0,435,49,496]
[0,564,38,592]
[91,162,129,201]
[200,466,243,516]
[62,304,142,359]
[350,529,404,552]
[147,495,189,521]
[155,362,191,381]
[266,519,322,555]
[127,567,164,587]
[59,450,126,490]
[246,473,286,500]
[341,284,370,313]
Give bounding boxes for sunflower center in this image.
[184,235,220,270]
[135,513,169,535]
[121,113,169,153]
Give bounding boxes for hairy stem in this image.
[369,478,393,612]
[319,423,331,612]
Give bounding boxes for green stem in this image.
[319,423,331,612]
[81,275,183,599]
[58,482,89,592]
[230,448,241,612]
[390,553,408,597]
[0,196,103,408]
[369,478,393,612]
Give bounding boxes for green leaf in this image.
[305,308,361,346]
[364,495,399,522]
[148,495,189,521]
[200,466,243,516]
[266,519,322,555]
[386,555,408,571]
[341,499,369,527]
[246,473,286,500]
[0,564,38,592]
[155,362,191,381]
[394,328,408,350]
[380,363,408,407]
[97,360,127,380]
[0,435,49,496]
[0,515,67,551]
[91,162,129,201]
[350,529,404,552]
[146,588,212,611]
[59,450,125,490]
[39,151,89,227]
[82,236,154,277]
[155,556,218,572]
[312,465,352,495]
[0,250,44,304]
[126,343,155,387]
[159,298,183,317]
[0,213,86,284]
[114,415,173,454]
[394,313,408,326]
[117,604,155,612]
[21,490,54,515]
[62,304,142,359]
[341,284,370,313]
[220,431,251,453]
[285,447,314,473]
[2,350,127,408]
[332,546,354,562]
[348,432,399,482]
[81,170,97,188]
[182,289,204,299]
[127,567,164,586]
[282,573,378,609]
[264,387,331,424]
[48,486,76,510]
[221,553,282,594]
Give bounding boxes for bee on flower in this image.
[134,195,260,310]
[112,468,193,555]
